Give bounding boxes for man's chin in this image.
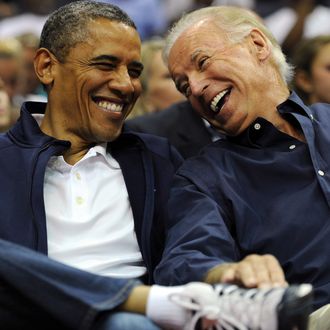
[101,127,122,143]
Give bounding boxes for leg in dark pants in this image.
[0,239,159,329]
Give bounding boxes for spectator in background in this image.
[129,38,185,118]
[291,35,330,105]
[0,11,48,40]
[0,38,22,103]
[14,0,57,15]
[0,37,21,121]
[162,0,213,28]
[162,0,255,29]
[0,0,18,19]
[264,0,330,59]
[98,0,166,40]
[212,0,255,7]
[0,78,12,132]
[15,33,47,105]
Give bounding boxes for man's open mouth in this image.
[210,88,231,113]
[92,97,124,113]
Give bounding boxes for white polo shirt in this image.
[43,142,146,278]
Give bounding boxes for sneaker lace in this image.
[214,285,279,330]
[169,288,250,330]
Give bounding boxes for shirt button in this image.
[254,123,261,130]
[75,172,81,180]
[76,196,84,205]
[289,144,296,150]
[310,114,314,121]
[318,170,325,176]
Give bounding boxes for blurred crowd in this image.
[0,0,329,131]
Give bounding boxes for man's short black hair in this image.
[39,0,137,62]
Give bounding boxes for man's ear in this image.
[294,70,313,93]
[249,28,271,62]
[34,48,57,86]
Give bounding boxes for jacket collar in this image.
[8,102,63,147]
[10,101,150,151]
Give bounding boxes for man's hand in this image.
[205,254,288,288]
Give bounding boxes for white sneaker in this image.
[170,283,314,330]
[169,282,224,329]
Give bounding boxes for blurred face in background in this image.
[308,42,330,104]
[0,86,11,132]
[0,56,20,102]
[19,45,41,95]
[145,49,185,112]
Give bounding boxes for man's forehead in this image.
[180,17,220,38]
[171,19,225,51]
[67,19,141,60]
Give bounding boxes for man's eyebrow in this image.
[90,55,119,63]
[191,49,203,63]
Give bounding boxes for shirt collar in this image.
[227,92,308,148]
[47,142,120,172]
[86,142,108,158]
[277,91,312,118]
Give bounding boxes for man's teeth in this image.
[97,101,123,112]
[210,89,229,112]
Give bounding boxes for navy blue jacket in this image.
[155,93,330,309]
[0,102,182,284]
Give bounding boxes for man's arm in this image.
[120,285,150,314]
[155,172,287,288]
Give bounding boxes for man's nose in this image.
[109,67,134,95]
[189,74,208,97]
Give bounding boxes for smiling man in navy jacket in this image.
[0,2,214,329]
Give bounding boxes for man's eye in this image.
[198,56,209,70]
[95,63,116,70]
[180,84,191,97]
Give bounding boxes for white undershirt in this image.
[43,143,146,278]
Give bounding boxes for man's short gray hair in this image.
[164,6,293,83]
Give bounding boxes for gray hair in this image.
[40,0,136,62]
[164,6,293,83]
